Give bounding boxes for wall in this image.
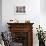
[2,0,46,46]
[40,0,46,31]
[2,0,40,30]
[40,0,46,13]
[0,0,2,32]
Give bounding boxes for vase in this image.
[39,40,45,46]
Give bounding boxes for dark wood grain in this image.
[7,23,34,46]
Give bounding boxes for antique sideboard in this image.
[7,23,34,46]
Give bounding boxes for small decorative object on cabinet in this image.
[7,22,34,46]
[25,20,30,23]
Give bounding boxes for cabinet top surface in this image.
[7,23,34,24]
[7,23,34,25]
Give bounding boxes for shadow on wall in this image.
[40,0,46,13]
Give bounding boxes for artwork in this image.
[16,6,26,13]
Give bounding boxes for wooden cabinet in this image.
[7,23,34,46]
